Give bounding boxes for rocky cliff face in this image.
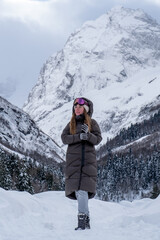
[23,6,160,147]
[0,96,64,163]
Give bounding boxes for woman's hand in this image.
[80,133,88,140]
[81,124,89,133]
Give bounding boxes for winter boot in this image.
[75,213,86,230]
[85,215,90,229]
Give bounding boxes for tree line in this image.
[1,108,160,202]
[0,148,65,194]
[97,149,160,201]
[97,109,160,159]
[97,108,160,201]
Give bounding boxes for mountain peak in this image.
[109,5,156,21]
[105,6,157,30]
[23,7,160,147]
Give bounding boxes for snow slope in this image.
[0,188,160,240]
[0,96,65,162]
[23,6,160,147]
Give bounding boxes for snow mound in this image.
[0,188,160,240]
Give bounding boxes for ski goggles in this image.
[74,98,88,106]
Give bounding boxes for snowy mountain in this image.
[0,188,160,240]
[0,96,64,163]
[23,6,160,147]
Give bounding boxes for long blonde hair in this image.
[70,109,91,135]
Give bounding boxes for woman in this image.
[61,97,102,230]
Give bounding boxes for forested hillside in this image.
[97,108,160,201]
[1,107,160,201]
[0,148,64,193]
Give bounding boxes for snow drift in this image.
[0,188,160,240]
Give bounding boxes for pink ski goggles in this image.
[74,98,88,106]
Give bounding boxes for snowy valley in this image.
[0,7,160,239]
[0,6,160,199]
[20,6,160,201]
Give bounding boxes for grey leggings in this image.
[75,190,89,216]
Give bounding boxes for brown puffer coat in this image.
[61,98,102,200]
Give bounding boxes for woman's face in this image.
[74,104,84,116]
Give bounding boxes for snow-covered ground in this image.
[0,188,160,240]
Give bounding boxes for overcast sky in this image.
[0,0,160,108]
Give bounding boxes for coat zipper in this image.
[78,141,85,189]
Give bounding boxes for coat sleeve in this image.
[87,119,102,145]
[61,122,81,145]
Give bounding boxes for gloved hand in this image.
[80,133,88,140]
[81,124,89,133]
